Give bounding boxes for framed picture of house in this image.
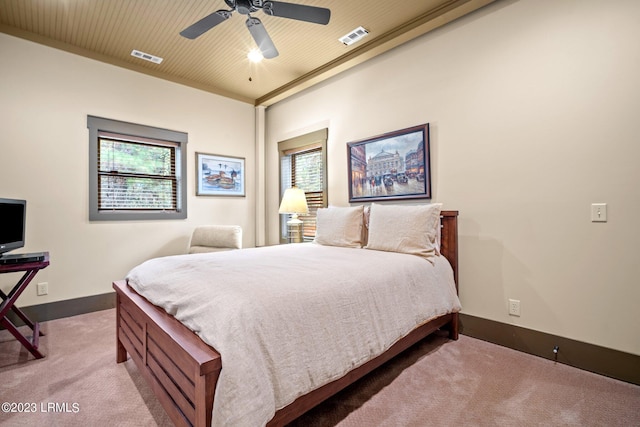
[196,153,245,196]
[347,123,431,203]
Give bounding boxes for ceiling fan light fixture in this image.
[339,26,369,46]
[248,49,264,63]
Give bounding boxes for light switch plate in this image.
[591,203,607,222]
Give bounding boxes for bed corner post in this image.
[440,210,459,292]
[115,284,127,363]
[440,211,460,341]
[448,312,459,341]
[194,370,219,427]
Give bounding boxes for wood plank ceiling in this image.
[0,0,495,105]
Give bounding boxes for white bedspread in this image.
[126,243,461,426]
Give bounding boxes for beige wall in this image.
[0,33,256,306]
[2,0,638,356]
[265,0,640,355]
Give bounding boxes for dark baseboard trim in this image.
[459,313,640,386]
[5,297,637,386]
[3,292,116,327]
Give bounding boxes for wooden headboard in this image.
[440,210,459,293]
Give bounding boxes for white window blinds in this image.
[279,129,328,241]
[97,132,178,211]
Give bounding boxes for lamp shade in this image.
[278,187,309,215]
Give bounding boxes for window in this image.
[279,129,328,242]
[87,116,187,221]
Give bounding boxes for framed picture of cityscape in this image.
[347,123,431,203]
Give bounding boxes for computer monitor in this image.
[0,198,26,256]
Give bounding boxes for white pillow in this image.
[314,206,364,248]
[365,203,442,260]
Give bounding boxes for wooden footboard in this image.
[114,280,221,427]
[115,210,459,427]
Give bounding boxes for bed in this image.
[114,205,460,426]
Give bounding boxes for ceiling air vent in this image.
[131,49,163,64]
[339,26,369,46]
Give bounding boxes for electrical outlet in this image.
[508,298,521,316]
[37,282,48,296]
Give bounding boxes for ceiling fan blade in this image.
[263,1,330,25]
[246,17,279,59]
[180,10,232,39]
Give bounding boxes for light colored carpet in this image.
[0,309,638,426]
[0,309,172,426]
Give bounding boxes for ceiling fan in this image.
[180,0,331,59]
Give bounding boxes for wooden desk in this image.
[0,252,50,359]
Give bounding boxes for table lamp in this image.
[278,187,309,243]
